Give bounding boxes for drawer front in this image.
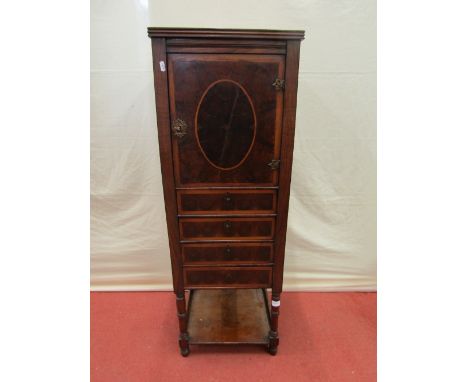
[184,267,272,288]
[177,190,276,215]
[182,243,273,265]
[179,217,275,241]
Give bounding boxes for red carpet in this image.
[91,292,376,382]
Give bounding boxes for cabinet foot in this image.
[176,293,190,357]
[267,345,278,356]
[178,332,190,357]
[268,330,279,356]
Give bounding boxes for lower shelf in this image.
[187,288,271,345]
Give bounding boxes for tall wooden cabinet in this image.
[148,28,304,356]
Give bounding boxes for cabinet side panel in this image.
[151,38,182,293]
[273,40,301,293]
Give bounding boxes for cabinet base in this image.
[186,288,271,345]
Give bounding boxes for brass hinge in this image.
[272,78,285,90]
[268,159,280,170]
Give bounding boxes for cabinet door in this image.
[167,54,285,186]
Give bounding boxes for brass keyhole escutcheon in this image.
[172,118,187,138]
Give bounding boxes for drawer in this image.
[177,189,276,215]
[184,267,272,288]
[182,242,273,265]
[179,217,275,241]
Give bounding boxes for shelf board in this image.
[187,289,270,345]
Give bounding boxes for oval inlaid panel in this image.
[196,80,256,170]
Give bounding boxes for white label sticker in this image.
[159,61,166,72]
[272,300,280,307]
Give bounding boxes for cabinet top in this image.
[147,27,305,40]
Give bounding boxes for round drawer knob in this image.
[225,246,232,255]
[223,221,232,231]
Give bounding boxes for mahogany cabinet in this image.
[148,28,304,356]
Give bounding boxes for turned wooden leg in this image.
[175,292,190,357]
[268,292,280,355]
